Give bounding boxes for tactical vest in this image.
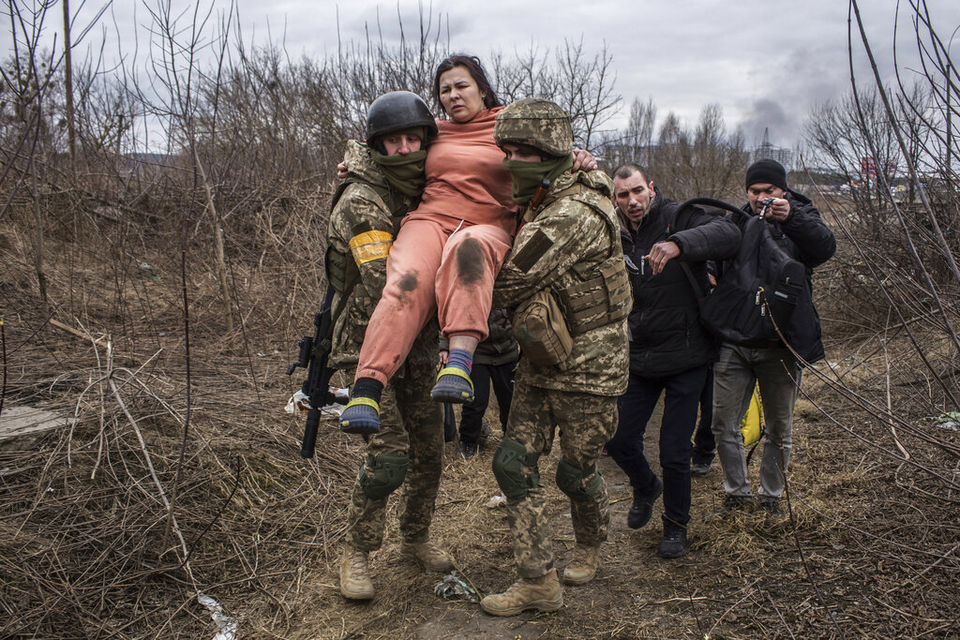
[530,181,632,335]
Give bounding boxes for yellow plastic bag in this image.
[740,384,764,447]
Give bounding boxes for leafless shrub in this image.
[805,1,960,408]
[785,8,960,619]
[599,101,748,201]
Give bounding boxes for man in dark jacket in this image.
[712,159,836,515]
[605,164,740,557]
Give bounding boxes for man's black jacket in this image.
[620,188,740,377]
[720,189,836,364]
[475,307,519,366]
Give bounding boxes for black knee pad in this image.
[555,456,602,502]
[492,439,540,500]
[358,452,409,500]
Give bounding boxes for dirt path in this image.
[288,380,960,639]
[298,401,810,638]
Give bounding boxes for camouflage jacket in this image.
[493,169,630,396]
[327,140,432,370]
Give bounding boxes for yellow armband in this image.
[349,230,393,265]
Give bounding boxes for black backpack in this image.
[672,198,806,345]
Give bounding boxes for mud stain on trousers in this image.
[456,237,485,285]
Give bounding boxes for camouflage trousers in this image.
[344,350,443,552]
[501,377,619,578]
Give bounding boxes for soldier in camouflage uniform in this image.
[480,98,631,617]
[327,92,454,601]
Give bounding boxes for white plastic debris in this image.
[198,592,237,640]
[932,412,960,431]
[284,390,310,414]
[484,494,507,509]
[434,571,480,603]
[284,388,349,417]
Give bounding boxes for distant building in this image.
[753,127,793,169]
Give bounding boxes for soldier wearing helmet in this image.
[480,98,630,617]
[327,91,454,601]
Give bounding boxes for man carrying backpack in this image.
[712,159,836,515]
[605,164,740,558]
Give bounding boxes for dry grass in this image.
[1,201,959,639]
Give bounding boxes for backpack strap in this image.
[679,262,708,300]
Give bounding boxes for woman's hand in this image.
[337,162,348,181]
[571,148,598,172]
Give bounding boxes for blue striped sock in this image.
[446,349,473,374]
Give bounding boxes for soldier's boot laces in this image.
[339,547,374,600]
[480,568,564,617]
[399,540,454,573]
[562,544,601,585]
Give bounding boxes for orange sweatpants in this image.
[355,215,513,386]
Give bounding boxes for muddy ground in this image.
[284,374,960,639]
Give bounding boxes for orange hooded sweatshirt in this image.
[404,107,516,235]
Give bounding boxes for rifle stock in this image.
[530,178,551,211]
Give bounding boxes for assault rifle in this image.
[286,287,348,458]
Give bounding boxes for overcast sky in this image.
[5,0,960,150]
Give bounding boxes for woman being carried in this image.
[339,56,517,433]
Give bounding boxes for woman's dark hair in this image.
[433,55,501,116]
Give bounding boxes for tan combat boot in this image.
[480,568,564,617]
[398,540,454,573]
[562,544,601,585]
[339,546,374,600]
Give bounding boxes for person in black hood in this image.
[604,164,740,558]
[711,159,836,516]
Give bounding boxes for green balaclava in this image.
[370,126,428,197]
[503,153,574,205]
[371,149,427,197]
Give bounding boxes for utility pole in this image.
[62,0,77,172]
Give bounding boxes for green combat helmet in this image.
[494,98,573,157]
